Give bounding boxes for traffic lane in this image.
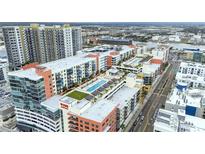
[133,74,172,131]
[144,95,169,132]
[142,67,177,131]
[131,63,174,132]
[135,94,161,132]
[144,70,177,131]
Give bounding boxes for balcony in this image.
[69,128,78,132]
[68,116,78,121]
[69,125,78,131]
[68,121,78,125]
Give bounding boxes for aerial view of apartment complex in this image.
[1,22,205,132]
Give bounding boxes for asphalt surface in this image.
[130,58,180,132]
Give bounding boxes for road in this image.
[130,59,180,132]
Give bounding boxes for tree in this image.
[120,124,125,129]
[63,86,68,92]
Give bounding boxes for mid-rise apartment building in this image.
[7,45,136,132]
[83,45,136,71]
[15,95,63,132]
[165,85,204,118]
[176,62,205,88]
[151,45,170,63]
[8,55,97,131]
[179,48,205,63]
[178,62,205,77]
[62,99,117,132]
[59,74,140,132]
[154,60,205,132]
[154,109,205,132]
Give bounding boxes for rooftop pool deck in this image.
[124,57,143,66]
[84,79,108,93]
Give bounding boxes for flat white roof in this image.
[8,53,96,80]
[82,45,133,58]
[108,68,119,74]
[142,63,160,74]
[60,96,78,106]
[126,58,142,66]
[183,114,205,131]
[154,109,179,132]
[72,99,90,110]
[8,68,42,81]
[41,54,95,73]
[41,95,62,112]
[80,99,116,122]
[166,88,202,108]
[109,85,138,108]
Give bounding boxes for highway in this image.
[129,58,180,132]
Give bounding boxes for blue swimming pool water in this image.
[87,80,107,93]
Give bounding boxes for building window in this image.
[85,126,89,129]
[85,122,89,125]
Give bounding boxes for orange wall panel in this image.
[36,67,54,99]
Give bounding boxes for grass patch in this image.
[67,90,89,100]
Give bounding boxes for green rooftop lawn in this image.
[67,90,89,100]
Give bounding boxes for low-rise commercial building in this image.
[98,37,133,45]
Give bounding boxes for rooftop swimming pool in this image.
[86,79,107,93]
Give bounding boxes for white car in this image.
[141,116,144,121]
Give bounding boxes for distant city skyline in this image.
[1,22,205,27]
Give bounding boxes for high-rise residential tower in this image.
[2,27,28,70]
[72,27,82,55]
[2,24,74,70]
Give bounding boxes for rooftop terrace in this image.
[66,90,90,101]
